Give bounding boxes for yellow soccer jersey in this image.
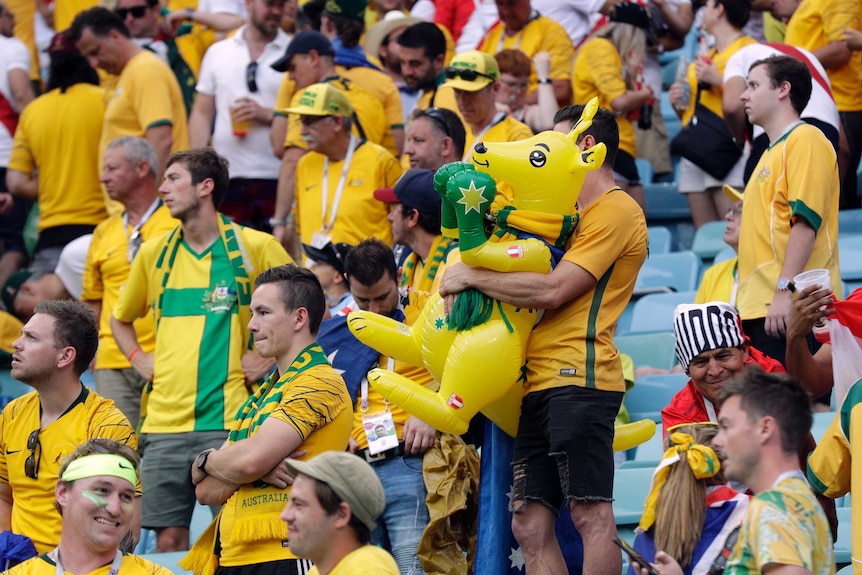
[525,189,648,394]
[573,38,637,158]
[308,545,400,575]
[400,235,458,294]
[81,204,178,370]
[478,15,574,95]
[0,388,139,553]
[294,141,401,247]
[416,83,460,117]
[8,84,108,232]
[336,64,405,137]
[0,310,22,360]
[276,75,395,156]
[112,225,290,434]
[6,553,173,575]
[728,476,834,575]
[53,0,98,34]
[785,0,862,111]
[737,123,841,321]
[218,359,352,566]
[6,0,38,80]
[695,257,738,305]
[100,50,190,205]
[681,35,757,126]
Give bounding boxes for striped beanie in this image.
[673,302,748,372]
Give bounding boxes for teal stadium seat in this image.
[648,226,672,255]
[838,234,862,281]
[612,466,654,525]
[625,373,689,423]
[634,251,703,295]
[627,291,697,334]
[838,209,862,235]
[616,332,678,372]
[691,221,728,264]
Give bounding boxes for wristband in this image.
[537,78,552,85]
[129,347,142,361]
[185,7,194,21]
[268,217,287,227]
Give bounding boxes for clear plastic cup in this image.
[230,102,250,137]
[793,269,831,293]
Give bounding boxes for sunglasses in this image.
[115,5,148,19]
[24,428,41,480]
[246,61,258,93]
[444,67,495,83]
[421,108,452,138]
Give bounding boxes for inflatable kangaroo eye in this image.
[529,149,547,168]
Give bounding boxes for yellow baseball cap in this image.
[441,50,499,92]
[283,83,353,117]
[722,184,743,202]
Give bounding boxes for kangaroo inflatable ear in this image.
[577,142,607,174]
[564,97,608,174]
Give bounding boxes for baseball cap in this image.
[271,30,335,73]
[363,11,421,59]
[441,51,499,92]
[723,184,743,203]
[301,241,352,278]
[673,302,748,372]
[283,83,353,117]
[374,169,441,215]
[1,270,33,314]
[284,451,385,531]
[323,0,367,22]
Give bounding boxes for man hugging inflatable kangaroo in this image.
[347,98,653,447]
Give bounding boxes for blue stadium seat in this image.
[838,209,862,235]
[648,226,672,255]
[713,246,737,265]
[625,373,689,423]
[612,465,654,525]
[644,183,690,221]
[634,251,702,295]
[838,234,862,281]
[834,506,851,566]
[811,411,837,444]
[616,332,678,372]
[627,291,698,334]
[691,221,728,263]
[629,428,667,463]
[0,370,31,410]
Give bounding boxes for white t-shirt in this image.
[198,0,247,19]
[196,26,288,179]
[55,234,92,300]
[533,0,604,47]
[723,43,840,140]
[0,35,31,166]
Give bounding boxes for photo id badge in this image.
[311,231,332,249]
[363,410,398,455]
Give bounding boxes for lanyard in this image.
[52,548,122,575]
[123,198,162,262]
[464,112,506,161]
[321,133,358,233]
[360,356,395,413]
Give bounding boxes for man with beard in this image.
[187,0,289,232]
[396,21,458,116]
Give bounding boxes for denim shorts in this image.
[512,385,624,513]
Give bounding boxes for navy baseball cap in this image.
[374,169,441,216]
[271,31,336,72]
[301,241,352,278]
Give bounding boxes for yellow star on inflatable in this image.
[457,180,487,215]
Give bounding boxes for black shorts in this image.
[512,385,624,514]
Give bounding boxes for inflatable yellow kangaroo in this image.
[347,99,655,448]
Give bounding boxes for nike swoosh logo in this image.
[118,462,133,469]
[5,450,21,455]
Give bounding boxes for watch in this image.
[268,217,287,228]
[185,7,194,21]
[776,277,794,292]
[196,450,211,475]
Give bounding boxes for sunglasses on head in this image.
[421,108,452,138]
[115,5,148,19]
[24,428,41,480]
[444,67,495,83]
[246,61,258,93]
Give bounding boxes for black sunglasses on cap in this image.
[115,5,149,19]
[420,108,452,138]
[444,67,495,83]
